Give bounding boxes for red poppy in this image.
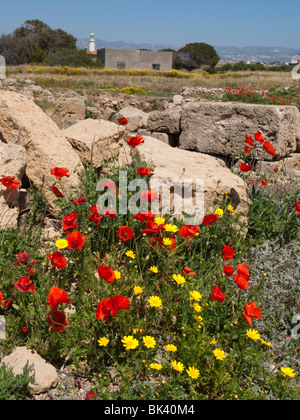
[97,265,116,284]
[142,220,160,236]
[50,186,64,198]
[137,167,152,176]
[118,226,134,242]
[239,162,253,172]
[274,168,279,174]
[103,209,117,218]
[140,190,159,202]
[222,245,235,261]
[126,135,144,148]
[201,214,218,226]
[27,259,40,277]
[134,210,156,222]
[262,141,276,156]
[118,117,130,126]
[179,225,199,238]
[244,146,252,154]
[254,131,265,143]
[102,180,117,191]
[47,251,67,270]
[0,175,21,189]
[182,266,197,276]
[241,312,253,326]
[96,295,130,321]
[211,285,225,303]
[13,276,35,293]
[88,205,102,225]
[62,212,78,233]
[245,135,254,147]
[67,231,87,250]
[294,201,300,215]
[73,194,86,205]
[223,265,235,276]
[261,179,268,186]
[234,273,249,290]
[244,302,262,320]
[237,263,250,281]
[85,391,97,400]
[14,249,29,265]
[47,310,69,333]
[47,287,70,311]
[50,167,70,178]
[0,291,4,302]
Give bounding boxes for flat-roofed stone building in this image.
[97,48,173,71]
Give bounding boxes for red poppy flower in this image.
[211,285,225,303]
[96,295,130,321]
[134,210,156,222]
[67,231,87,250]
[27,259,40,277]
[202,214,218,226]
[244,146,252,154]
[234,273,249,290]
[97,265,116,284]
[62,212,78,233]
[103,209,117,218]
[118,226,134,242]
[50,167,70,178]
[85,391,97,400]
[239,162,253,172]
[242,312,253,326]
[261,179,268,186]
[223,265,235,276]
[14,249,29,265]
[118,117,130,126]
[88,205,102,225]
[137,167,152,176]
[262,141,276,156]
[140,190,159,202]
[237,263,250,281]
[245,135,254,147]
[244,302,262,320]
[0,291,4,302]
[182,266,197,276]
[142,220,160,236]
[47,287,70,311]
[294,201,300,215]
[47,310,69,333]
[0,175,21,189]
[47,251,67,270]
[222,245,235,261]
[73,194,86,205]
[126,135,144,148]
[13,276,35,293]
[50,186,64,198]
[179,225,199,238]
[254,132,265,143]
[102,180,116,191]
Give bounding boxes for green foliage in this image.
[175,42,220,70]
[0,362,34,400]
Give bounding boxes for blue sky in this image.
[0,0,299,48]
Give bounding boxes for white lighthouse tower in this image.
[89,33,96,53]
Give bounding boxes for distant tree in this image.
[175,42,219,70]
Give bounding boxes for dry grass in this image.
[7,65,300,97]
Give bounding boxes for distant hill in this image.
[77,38,300,64]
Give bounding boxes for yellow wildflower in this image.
[214,208,224,216]
[121,335,139,351]
[186,366,200,380]
[148,296,162,308]
[114,270,121,279]
[55,239,68,249]
[213,348,227,361]
[165,344,177,352]
[134,286,143,295]
[154,217,165,226]
[163,238,173,246]
[149,266,158,273]
[125,250,136,259]
[143,336,157,349]
[164,224,179,233]
[171,360,185,372]
[246,329,261,341]
[149,363,163,370]
[173,274,186,285]
[192,303,202,313]
[281,367,296,378]
[98,337,109,347]
[190,291,202,301]
[227,205,234,212]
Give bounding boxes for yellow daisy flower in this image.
[125,250,136,259]
[114,270,121,279]
[190,291,202,301]
[98,337,109,347]
[171,360,185,372]
[134,286,143,295]
[281,367,296,378]
[213,348,227,361]
[121,335,139,351]
[55,239,68,249]
[154,217,165,226]
[173,274,186,285]
[210,339,218,345]
[246,329,261,341]
[163,238,173,246]
[143,336,157,349]
[149,363,163,370]
[165,344,177,352]
[149,266,158,273]
[186,366,200,380]
[192,303,202,313]
[148,296,162,308]
[227,205,234,212]
[164,224,179,233]
[214,208,224,216]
